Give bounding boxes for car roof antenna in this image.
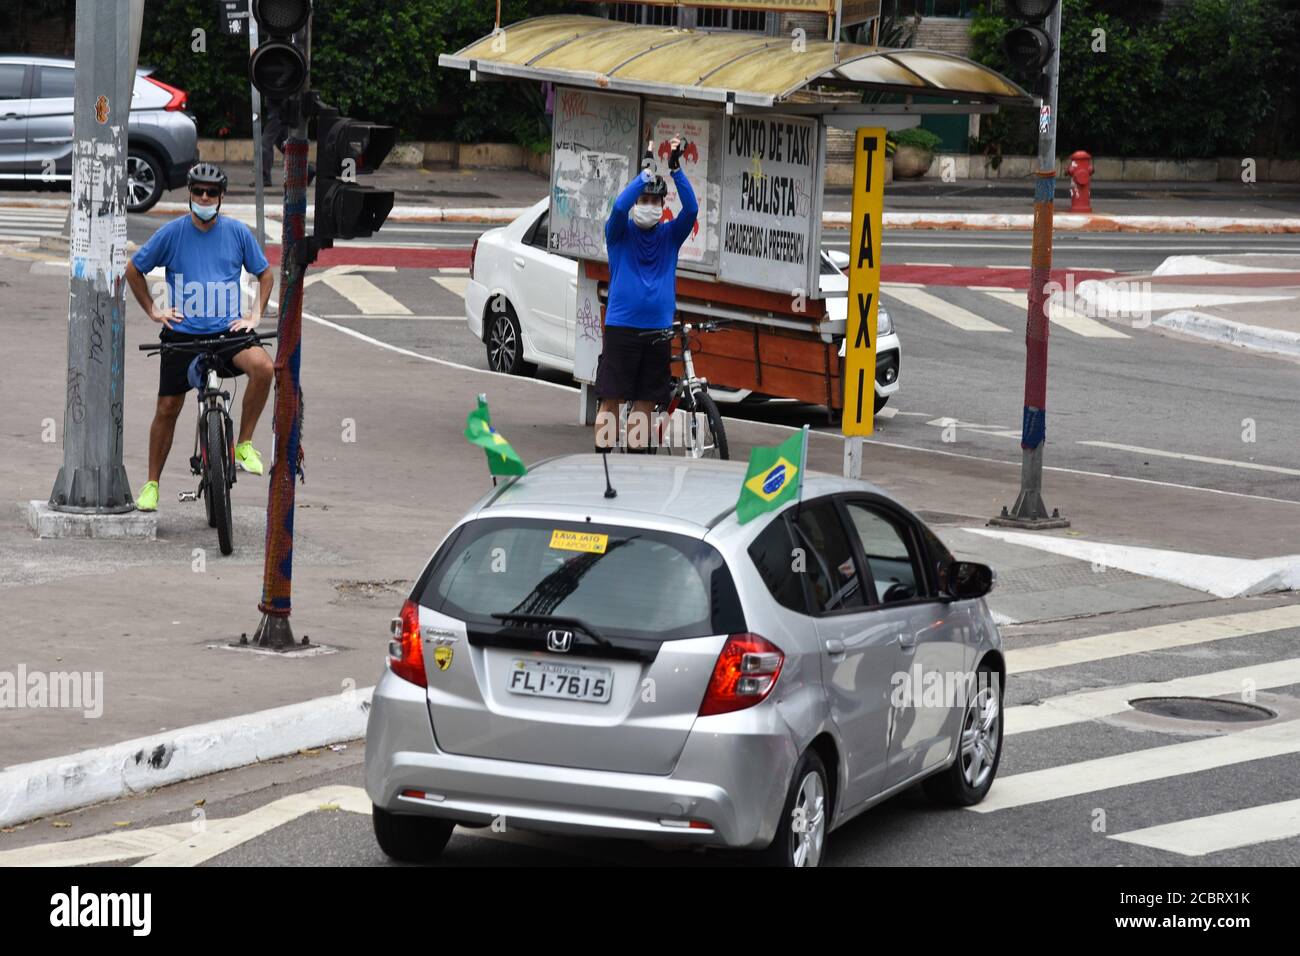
[601,451,617,499]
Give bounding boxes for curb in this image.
[0,686,373,828]
[4,195,1299,232]
[1152,309,1300,358]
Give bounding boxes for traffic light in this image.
[1002,0,1059,95]
[313,107,396,247]
[249,0,311,103]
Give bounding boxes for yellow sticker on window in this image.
[549,530,608,554]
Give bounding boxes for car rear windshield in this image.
[417,517,745,641]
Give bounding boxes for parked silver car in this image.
[0,55,198,212]
[365,455,1003,866]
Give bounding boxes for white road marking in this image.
[1109,798,1300,856]
[433,276,469,297]
[302,264,396,289]
[1005,658,1300,734]
[0,823,194,867]
[1079,441,1300,477]
[318,314,464,321]
[982,289,1130,338]
[1002,605,1300,674]
[886,287,1009,332]
[926,416,1020,439]
[320,273,412,315]
[970,718,1300,813]
[438,267,471,274]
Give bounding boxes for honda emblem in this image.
[546,629,574,653]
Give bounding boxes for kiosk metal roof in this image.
[439,15,1032,109]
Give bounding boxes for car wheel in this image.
[126,150,165,213]
[923,662,1003,807]
[372,805,455,863]
[485,304,535,376]
[755,750,829,867]
[874,394,888,414]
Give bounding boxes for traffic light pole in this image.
[993,2,1069,530]
[252,22,312,651]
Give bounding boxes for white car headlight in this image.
[877,305,894,337]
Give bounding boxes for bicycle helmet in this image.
[641,174,668,199]
[187,162,228,193]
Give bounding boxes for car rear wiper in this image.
[489,612,612,646]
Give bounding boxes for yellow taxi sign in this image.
[842,126,885,438]
[549,530,609,554]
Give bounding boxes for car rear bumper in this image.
[364,668,795,850]
[465,277,489,341]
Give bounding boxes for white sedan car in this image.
[465,198,902,412]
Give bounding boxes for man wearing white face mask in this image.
[124,162,275,512]
[595,135,697,452]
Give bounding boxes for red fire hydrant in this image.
[1067,150,1093,213]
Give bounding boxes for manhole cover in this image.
[1129,697,1275,723]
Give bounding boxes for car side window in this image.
[747,516,807,614]
[0,65,26,100]
[38,67,74,99]
[791,501,864,613]
[843,502,925,604]
[526,210,549,249]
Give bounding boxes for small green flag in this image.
[735,429,806,525]
[464,397,526,476]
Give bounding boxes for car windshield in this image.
[417,517,745,641]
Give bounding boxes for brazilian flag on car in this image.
[736,429,806,525]
[464,396,526,477]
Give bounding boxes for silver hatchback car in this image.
[365,455,1004,866]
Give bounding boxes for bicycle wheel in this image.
[205,410,234,555]
[688,389,729,460]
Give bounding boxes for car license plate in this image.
[508,659,612,703]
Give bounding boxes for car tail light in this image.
[387,599,426,687]
[698,633,784,716]
[469,238,478,280]
[145,75,188,111]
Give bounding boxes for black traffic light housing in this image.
[1002,0,1059,96]
[312,106,396,250]
[249,0,311,104]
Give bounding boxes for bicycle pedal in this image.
[177,490,198,503]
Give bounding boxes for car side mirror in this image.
[945,561,995,600]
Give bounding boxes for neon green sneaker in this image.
[135,480,159,512]
[235,441,264,476]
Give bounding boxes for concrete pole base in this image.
[252,612,306,652]
[25,499,155,539]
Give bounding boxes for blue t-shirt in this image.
[131,214,270,334]
[603,168,698,330]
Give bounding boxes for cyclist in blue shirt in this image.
[124,162,275,511]
[595,136,697,452]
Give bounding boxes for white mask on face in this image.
[631,203,661,230]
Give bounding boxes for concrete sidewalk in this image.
[3,248,1299,823]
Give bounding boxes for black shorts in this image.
[157,328,262,397]
[595,325,672,405]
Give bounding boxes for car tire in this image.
[874,394,888,414]
[484,304,536,377]
[126,150,165,214]
[372,805,455,863]
[923,662,1003,807]
[755,750,829,867]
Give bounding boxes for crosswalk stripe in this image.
[970,718,1300,813]
[0,823,194,867]
[1005,658,1300,735]
[1109,798,1300,856]
[1008,605,1300,674]
[982,289,1130,339]
[433,276,469,297]
[885,287,1009,332]
[320,273,411,316]
[318,313,464,321]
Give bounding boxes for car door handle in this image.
[824,638,845,656]
[898,632,916,649]
[513,257,525,270]
[3,113,23,120]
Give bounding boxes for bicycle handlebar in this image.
[138,331,277,353]
[638,318,729,342]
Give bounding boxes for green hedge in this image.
[139,0,576,144]
[970,0,1299,159]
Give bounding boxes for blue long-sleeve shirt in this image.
[603,167,697,330]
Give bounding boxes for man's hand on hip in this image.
[149,306,182,330]
[228,316,259,333]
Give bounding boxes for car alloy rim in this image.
[789,770,826,867]
[960,685,1000,790]
[489,316,516,370]
[126,156,155,207]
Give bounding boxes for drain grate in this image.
[1129,697,1275,723]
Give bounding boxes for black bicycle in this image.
[631,318,729,459]
[139,331,276,555]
